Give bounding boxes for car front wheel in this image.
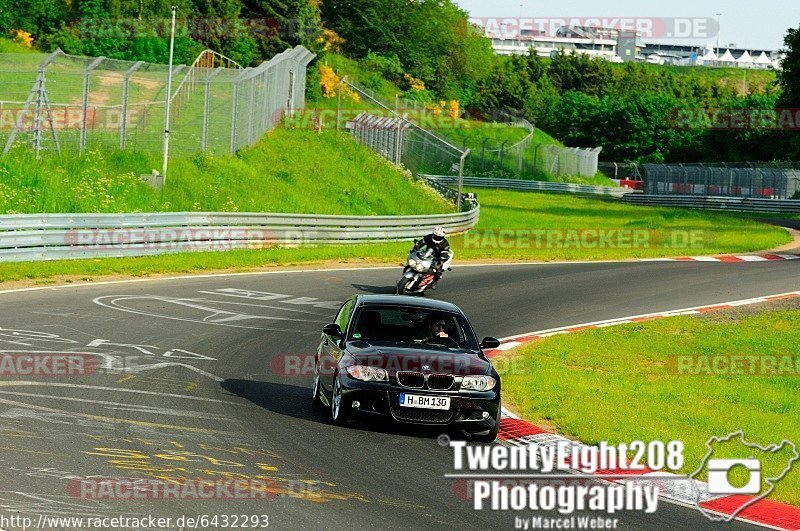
[312,361,323,406]
[330,376,349,426]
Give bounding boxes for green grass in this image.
[0,128,453,215]
[0,188,788,283]
[310,53,405,109]
[498,304,800,505]
[448,188,788,260]
[433,120,539,150]
[0,37,38,54]
[444,124,617,184]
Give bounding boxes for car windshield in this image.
[349,305,479,350]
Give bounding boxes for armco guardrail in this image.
[622,194,800,213]
[0,207,479,262]
[422,175,631,197]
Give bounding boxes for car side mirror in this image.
[480,337,501,349]
[323,323,343,338]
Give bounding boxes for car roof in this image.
[355,295,464,313]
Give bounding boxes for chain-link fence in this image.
[339,79,468,178]
[451,113,602,180]
[462,112,535,177]
[641,163,800,199]
[0,45,314,157]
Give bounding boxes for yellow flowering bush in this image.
[318,29,346,53]
[319,65,360,102]
[11,29,33,48]
[403,73,425,92]
[448,100,460,120]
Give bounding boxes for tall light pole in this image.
[162,6,177,181]
[716,13,722,56]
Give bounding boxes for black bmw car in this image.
[312,295,502,442]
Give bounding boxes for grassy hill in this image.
[0,37,38,54]
[311,53,608,182]
[0,128,453,215]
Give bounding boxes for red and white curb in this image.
[641,253,800,263]
[485,290,800,353]
[493,414,800,530]
[486,290,800,530]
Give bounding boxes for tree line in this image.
[1,0,798,163]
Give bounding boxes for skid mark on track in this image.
[0,397,223,434]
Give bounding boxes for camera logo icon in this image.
[707,458,761,495]
[690,431,799,522]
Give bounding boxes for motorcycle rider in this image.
[412,226,453,289]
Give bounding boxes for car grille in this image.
[427,374,454,390]
[397,371,425,388]
[397,372,455,390]
[390,404,455,424]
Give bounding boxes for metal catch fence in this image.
[0,45,314,157]
[641,163,800,199]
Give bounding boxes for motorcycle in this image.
[397,242,452,296]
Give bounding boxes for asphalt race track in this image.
[0,260,797,530]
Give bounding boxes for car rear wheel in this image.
[330,377,349,425]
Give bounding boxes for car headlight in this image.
[461,375,496,391]
[346,365,389,382]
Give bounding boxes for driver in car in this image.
[422,314,458,347]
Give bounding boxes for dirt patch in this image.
[770,228,800,253]
[98,74,123,87]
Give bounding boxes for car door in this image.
[320,297,355,395]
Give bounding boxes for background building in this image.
[481,24,783,69]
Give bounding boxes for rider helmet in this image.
[432,226,446,243]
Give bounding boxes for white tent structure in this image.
[718,49,736,64]
[698,49,718,65]
[754,51,772,66]
[736,50,754,68]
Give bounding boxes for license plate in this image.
[399,393,450,410]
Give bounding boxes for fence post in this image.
[247,76,256,145]
[80,56,104,153]
[200,67,223,152]
[336,76,347,131]
[498,140,508,175]
[120,61,143,150]
[230,77,240,154]
[457,149,470,212]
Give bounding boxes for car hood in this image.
[345,341,492,375]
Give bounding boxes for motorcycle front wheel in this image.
[397,278,415,295]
